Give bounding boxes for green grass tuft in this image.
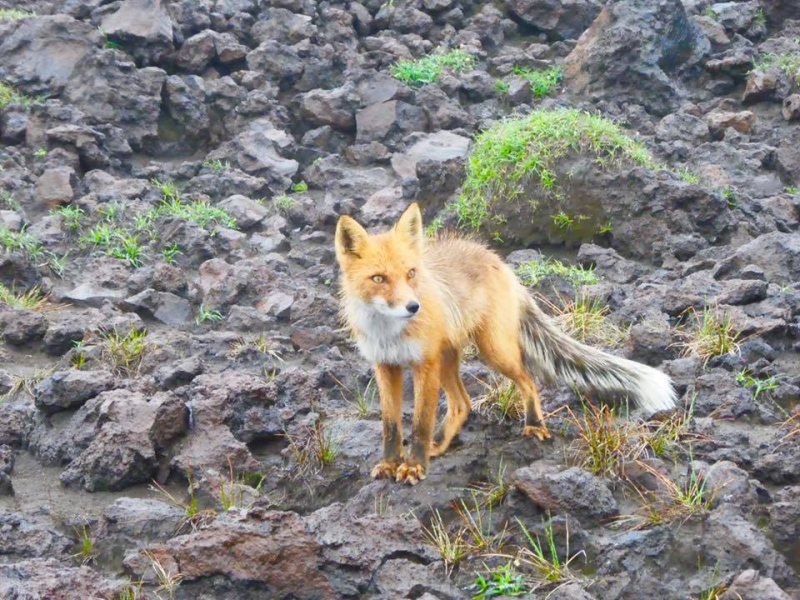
[0,284,51,311]
[515,257,599,288]
[453,108,655,230]
[0,81,41,108]
[196,304,224,325]
[0,9,36,20]
[391,49,475,87]
[512,66,562,97]
[753,52,800,82]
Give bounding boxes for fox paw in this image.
[371,461,400,479]
[523,425,551,441]
[395,462,426,485]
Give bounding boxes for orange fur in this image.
[335,203,675,485]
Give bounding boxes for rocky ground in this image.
[0,0,799,598]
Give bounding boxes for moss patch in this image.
[453,108,656,231]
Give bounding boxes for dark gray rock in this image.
[564,0,701,116]
[0,511,72,559]
[123,289,192,326]
[100,0,175,66]
[34,370,117,414]
[513,463,619,523]
[356,100,428,146]
[504,0,603,41]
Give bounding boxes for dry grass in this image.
[674,306,742,365]
[284,422,340,478]
[489,516,585,592]
[149,471,216,533]
[539,293,628,347]
[0,284,59,312]
[145,551,183,600]
[99,327,150,376]
[471,374,524,423]
[468,460,512,508]
[566,402,648,478]
[228,334,283,362]
[418,509,470,576]
[617,461,715,530]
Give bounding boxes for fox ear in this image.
[395,203,423,253]
[335,215,368,260]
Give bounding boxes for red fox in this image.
[334,203,676,485]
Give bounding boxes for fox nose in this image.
[406,301,420,314]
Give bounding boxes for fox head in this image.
[335,203,424,320]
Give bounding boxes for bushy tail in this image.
[519,295,676,414]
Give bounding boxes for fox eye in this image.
[407,269,416,279]
[371,275,385,283]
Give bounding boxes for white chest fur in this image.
[351,303,423,365]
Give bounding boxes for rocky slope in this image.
[0,0,798,599]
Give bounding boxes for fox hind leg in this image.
[476,323,551,441]
[430,348,471,457]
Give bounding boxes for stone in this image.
[513,463,619,523]
[564,0,700,116]
[61,282,124,307]
[782,94,800,121]
[390,131,471,180]
[101,0,174,65]
[300,83,360,132]
[503,0,603,41]
[34,370,117,414]
[705,110,756,139]
[123,289,192,326]
[33,167,76,213]
[356,101,428,145]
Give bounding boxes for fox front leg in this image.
[396,358,440,485]
[371,364,404,480]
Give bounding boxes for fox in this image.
[334,203,676,485]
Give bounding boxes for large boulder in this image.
[34,370,117,414]
[100,0,175,66]
[124,503,454,598]
[0,15,101,94]
[564,0,701,116]
[503,0,603,41]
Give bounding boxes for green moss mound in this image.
[453,108,657,231]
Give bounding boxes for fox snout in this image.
[373,294,421,319]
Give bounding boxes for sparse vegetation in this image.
[33,148,47,158]
[203,158,229,172]
[494,80,510,95]
[512,66,562,97]
[752,52,800,82]
[229,333,283,362]
[515,257,599,288]
[0,8,36,20]
[541,293,629,347]
[468,460,511,508]
[784,186,798,196]
[391,48,476,87]
[425,216,444,237]
[419,508,469,575]
[273,193,294,214]
[510,517,585,589]
[196,304,224,325]
[155,195,237,229]
[454,108,655,230]
[620,462,714,529]
[72,525,96,565]
[551,211,574,229]
[284,422,340,477]
[146,551,183,600]
[116,580,144,600]
[470,562,527,599]
[292,180,308,193]
[52,205,84,230]
[161,243,182,265]
[333,375,376,417]
[735,369,783,400]
[676,168,700,184]
[471,374,523,423]
[0,226,45,260]
[99,327,150,376]
[0,81,40,108]
[0,283,51,311]
[566,402,646,478]
[674,306,742,365]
